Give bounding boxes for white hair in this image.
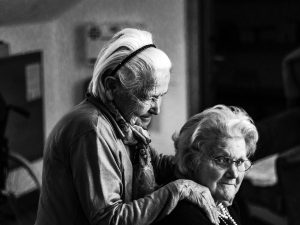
[88,28,172,102]
[173,104,259,178]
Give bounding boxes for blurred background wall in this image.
[0,0,189,200]
[0,0,188,157]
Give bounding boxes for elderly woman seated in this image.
[155,105,258,225]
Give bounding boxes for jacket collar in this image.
[86,93,125,140]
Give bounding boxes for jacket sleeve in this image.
[69,131,181,225]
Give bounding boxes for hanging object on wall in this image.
[83,22,146,66]
[25,63,42,102]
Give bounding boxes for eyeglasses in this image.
[115,76,164,107]
[129,91,162,107]
[210,155,252,172]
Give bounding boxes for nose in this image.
[226,163,240,178]
[149,98,161,115]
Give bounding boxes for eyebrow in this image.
[214,151,248,160]
[149,90,168,98]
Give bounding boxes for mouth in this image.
[140,116,152,121]
[220,182,236,186]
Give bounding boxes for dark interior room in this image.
[187,1,300,225]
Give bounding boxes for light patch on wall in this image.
[5,159,42,198]
[83,22,146,66]
[25,63,41,102]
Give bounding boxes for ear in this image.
[104,76,118,101]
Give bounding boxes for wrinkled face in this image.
[194,138,247,206]
[113,67,170,129]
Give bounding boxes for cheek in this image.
[197,166,223,192]
[135,103,150,115]
[122,101,151,125]
[207,170,224,191]
[115,95,138,118]
[236,172,245,187]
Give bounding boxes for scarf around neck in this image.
[86,94,157,199]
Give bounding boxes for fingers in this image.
[199,191,220,225]
[174,179,220,224]
[200,202,219,225]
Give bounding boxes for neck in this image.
[218,203,238,225]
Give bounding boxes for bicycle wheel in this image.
[1,151,41,225]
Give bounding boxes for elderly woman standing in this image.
[35,28,220,225]
[155,105,258,225]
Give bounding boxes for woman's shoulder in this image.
[154,200,243,225]
[154,200,213,225]
[49,101,117,145]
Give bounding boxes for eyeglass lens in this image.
[212,156,252,172]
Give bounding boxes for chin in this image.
[215,197,235,207]
[140,122,150,129]
[215,190,236,206]
[135,118,151,129]
[221,198,234,207]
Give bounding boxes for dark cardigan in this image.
[153,200,241,225]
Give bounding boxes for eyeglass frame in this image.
[206,154,252,172]
[113,75,164,107]
[130,92,162,107]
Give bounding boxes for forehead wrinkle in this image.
[147,76,168,97]
[221,139,247,160]
[153,77,157,94]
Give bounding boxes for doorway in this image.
[187,0,300,121]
